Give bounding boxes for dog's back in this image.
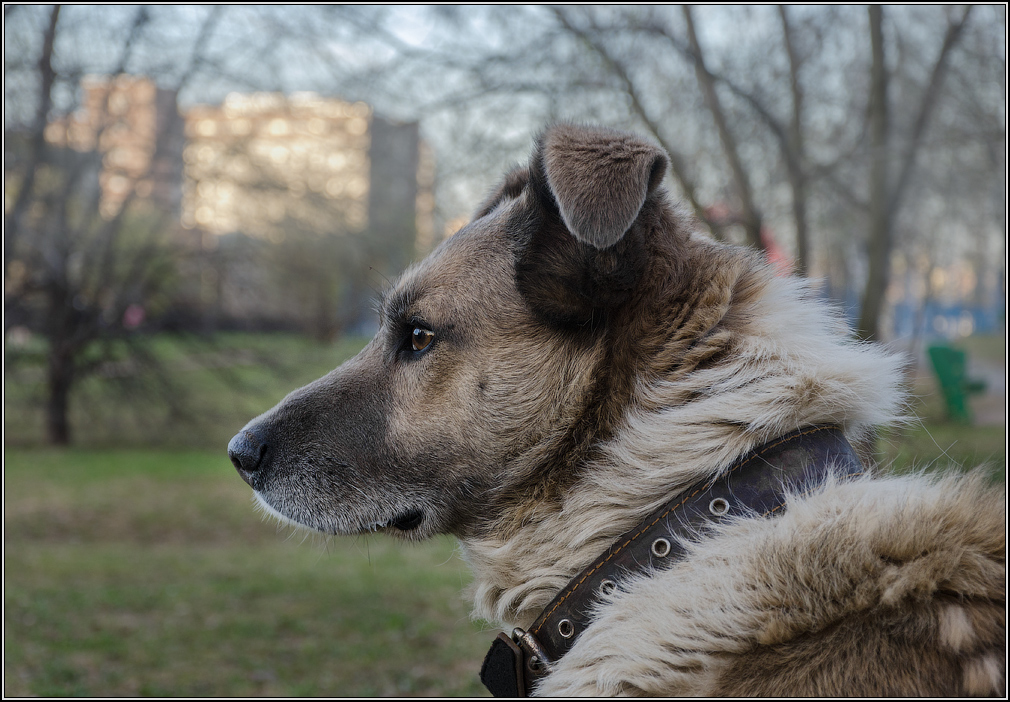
[535,471,1005,696]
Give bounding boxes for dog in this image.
[229,124,1005,696]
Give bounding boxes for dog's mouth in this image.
[253,491,426,535]
[358,507,426,534]
[385,508,424,532]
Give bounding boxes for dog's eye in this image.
[411,327,434,353]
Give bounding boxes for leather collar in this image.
[480,425,865,697]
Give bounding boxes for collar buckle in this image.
[513,627,554,677]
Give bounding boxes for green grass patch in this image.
[877,421,1005,481]
[4,448,492,697]
[957,332,1006,364]
[875,343,1005,479]
[5,332,370,450]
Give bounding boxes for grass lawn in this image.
[876,333,1006,479]
[4,449,492,697]
[877,419,1005,480]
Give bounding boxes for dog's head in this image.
[228,124,687,539]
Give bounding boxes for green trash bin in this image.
[927,344,987,423]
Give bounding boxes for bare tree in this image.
[777,7,811,276]
[547,8,728,241]
[388,6,997,342]
[679,6,765,252]
[4,5,61,260]
[856,5,974,341]
[5,6,222,444]
[6,7,999,449]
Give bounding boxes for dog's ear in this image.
[542,124,668,249]
[514,124,671,327]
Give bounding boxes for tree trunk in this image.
[46,344,74,446]
[856,5,891,341]
[779,6,809,277]
[857,6,972,341]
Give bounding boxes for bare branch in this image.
[4,4,61,255]
[550,7,727,240]
[680,7,765,250]
[889,5,974,211]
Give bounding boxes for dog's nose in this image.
[228,429,268,487]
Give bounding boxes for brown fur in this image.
[229,124,1006,696]
[716,485,1005,696]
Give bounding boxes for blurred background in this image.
[4,5,1005,696]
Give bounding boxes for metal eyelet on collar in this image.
[709,497,730,516]
[558,618,575,639]
[651,537,671,558]
[599,579,616,596]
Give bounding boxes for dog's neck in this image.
[459,258,905,629]
[480,424,866,696]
